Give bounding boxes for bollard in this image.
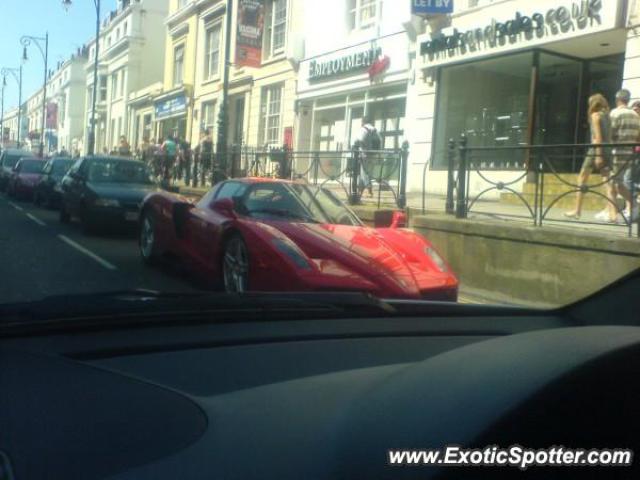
[446,138,456,214]
[456,133,468,219]
[397,141,409,209]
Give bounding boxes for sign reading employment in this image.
[412,0,454,15]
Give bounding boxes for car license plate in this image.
[125,211,139,222]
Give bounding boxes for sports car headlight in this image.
[273,238,312,270]
[425,246,448,272]
[94,198,121,207]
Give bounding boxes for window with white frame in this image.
[260,84,283,146]
[201,101,216,135]
[264,0,287,59]
[348,0,379,31]
[173,44,185,86]
[120,69,126,98]
[99,76,107,102]
[110,72,118,100]
[203,23,222,80]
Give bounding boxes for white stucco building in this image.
[295,0,413,153]
[409,0,640,196]
[46,49,88,154]
[83,0,169,154]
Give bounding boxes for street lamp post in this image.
[21,33,49,157]
[215,0,233,184]
[62,0,100,155]
[1,67,23,148]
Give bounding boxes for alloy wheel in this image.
[223,236,249,293]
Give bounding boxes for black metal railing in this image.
[151,142,410,209]
[442,134,640,238]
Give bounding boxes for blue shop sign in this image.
[155,95,187,120]
[412,0,454,15]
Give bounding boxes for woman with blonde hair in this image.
[565,93,612,219]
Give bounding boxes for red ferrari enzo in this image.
[138,178,458,301]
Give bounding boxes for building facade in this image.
[24,88,45,154]
[1,107,23,148]
[83,0,169,154]
[410,0,638,195]
[157,0,302,154]
[46,49,88,154]
[292,0,412,187]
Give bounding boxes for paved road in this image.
[0,193,206,304]
[0,191,488,305]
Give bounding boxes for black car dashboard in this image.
[1,276,639,480]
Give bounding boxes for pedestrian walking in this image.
[199,130,213,187]
[161,135,177,185]
[357,116,381,198]
[606,89,640,222]
[565,94,612,220]
[118,136,131,157]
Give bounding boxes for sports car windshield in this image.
[0,0,637,312]
[242,183,361,226]
[88,159,153,184]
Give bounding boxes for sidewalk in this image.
[172,181,639,239]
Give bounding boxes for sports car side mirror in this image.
[212,197,236,218]
[374,210,407,229]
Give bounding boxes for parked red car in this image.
[139,178,459,301]
[7,158,45,200]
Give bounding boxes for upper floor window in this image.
[260,83,283,146]
[348,0,379,31]
[123,21,128,35]
[204,23,222,80]
[177,0,190,9]
[173,44,185,86]
[99,76,107,102]
[264,0,287,59]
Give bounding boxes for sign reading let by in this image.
[412,0,454,15]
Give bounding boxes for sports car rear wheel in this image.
[139,211,159,265]
[223,234,249,293]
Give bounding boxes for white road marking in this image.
[26,213,46,226]
[8,202,23,211]
[57,234,118,271]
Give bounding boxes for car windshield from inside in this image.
[238,182,362,226]
[87,158,153,184]
[18,159,44,174]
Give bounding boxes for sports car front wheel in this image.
[139,211,159,265]
[223,234,249,293]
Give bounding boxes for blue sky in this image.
[0,0,117,110]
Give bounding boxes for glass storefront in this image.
[297,84,406,179]
[432,50,624,170]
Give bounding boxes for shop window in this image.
[173,44,185,87]
[433,52,533,168]
[204,23,222,80]
[142,114,152,141]
[260,84,283,146]
[264,0,287,59]
[348,0,379,32]
[201,101,216,135]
